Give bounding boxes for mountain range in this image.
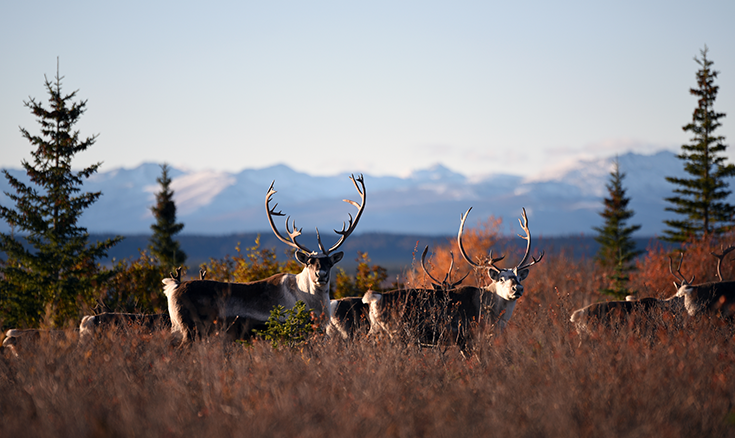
[0,150,713,237]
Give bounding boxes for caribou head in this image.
[266,174,366,294]
[457,207,544,302]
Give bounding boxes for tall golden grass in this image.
[2,231,735,437]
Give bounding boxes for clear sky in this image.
[1,1,734,179]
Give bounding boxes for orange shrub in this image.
[406,215,503,289]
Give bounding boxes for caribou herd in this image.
[3,174,735,356]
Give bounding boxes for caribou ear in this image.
[516,268,530,282]
[488,269,501,281]
[295,250,310,265]
[330,251,344,264]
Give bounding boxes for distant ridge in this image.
[2,150,728,236]
[91,232,664,278]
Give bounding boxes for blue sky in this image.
[1,1,734,178]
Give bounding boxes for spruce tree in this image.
[664,46,735,242]
[149,163,187,269]
[0,67,122,328]
[593,157,643,299]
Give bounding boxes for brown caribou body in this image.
[163,175,366,342]
[327,296,371,340]
[570,296,684,336]
[2,329,77,357]
[79,312,172,342]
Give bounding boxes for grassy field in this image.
[2,238,735,437]
[2,290,735,436]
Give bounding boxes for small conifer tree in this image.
[664,46,735,242]
[0,66,122,328]
[593,158,643,299]
[149,163,187,269]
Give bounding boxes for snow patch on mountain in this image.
[1,150,727,236]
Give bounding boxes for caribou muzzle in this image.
[509,283,524,300]
[314,269,330,286]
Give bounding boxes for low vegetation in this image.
[2,233,735,437]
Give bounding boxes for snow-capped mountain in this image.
[0,151,710,236]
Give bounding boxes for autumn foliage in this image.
[200,236,302,283]
[3,223,735,436]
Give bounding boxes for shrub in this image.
[93,250,169,315]
[333,252,388,298]
[200,236,302,283]
[253,300,318,349]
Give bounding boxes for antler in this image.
[265,181,315,254]
[515,207,544,271]
[326,174,366,254]
[199,269,207,280]
[265,174,366,256]
[457,207,504,272]
[669,253,695,288]
[170,266,182,283]
[421,245,470,290]
[711,245,735,281]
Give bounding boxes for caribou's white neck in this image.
[482,284,517,330]
[293,268,332,317]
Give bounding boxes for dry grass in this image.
[3,234,735,437]
[2,293,735,437]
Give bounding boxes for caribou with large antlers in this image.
[362,207,544,348]
[670,253,735,318]
[163,174,366,342]
[456,207,544,330]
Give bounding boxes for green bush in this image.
[254,300,317,349]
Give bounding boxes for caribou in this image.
[569,295,684,337]
[671,252,735,318]
[79,312,172,342]
[162,174,366,342]
[327,296,371,340]
[362,207,544,348]
[361,246,474,347]
[455,207,544,330]
[568,251,735,337]
[2,328,77,357]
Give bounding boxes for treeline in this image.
[0,46,732,330]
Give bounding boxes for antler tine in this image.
[421,245,445,287]
[458,207,504,272]
[669,253,694,286]
[327,174,366,254]
[285,217,308,243]
[516,207,544,270]
[265,181,314,254]
[458,207,482,268]
[315,228,326,254]
[447,251,471,288]
[515,207,532,269]
[446,251,455,285]
[170,266,182,283]
[451,270,471,289]
[711,245,735,282]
